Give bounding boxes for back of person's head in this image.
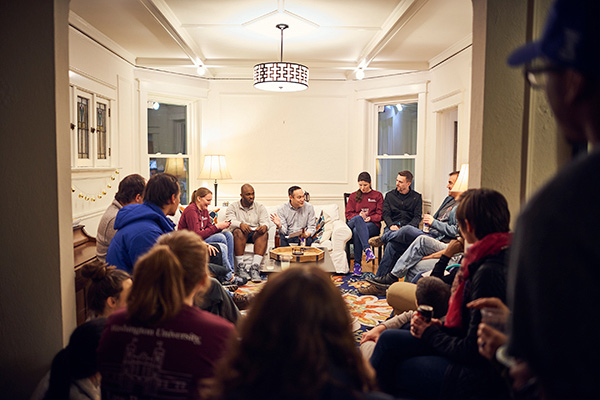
[398,170,413,182]
[142,173,179,208]
[456,188,510,240]
[127,230,208,326]
[212,267,374,399]
[114,174,145,205]
[415,276,450,319]
[82,260,131,317]
[191,187,212,204]
[44,318,106,400]
[288,185,302,197]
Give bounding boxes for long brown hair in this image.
[355,171,372,203]
[126,230,208,326]
[210,267,375,399]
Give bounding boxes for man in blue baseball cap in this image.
[506,1,600,399]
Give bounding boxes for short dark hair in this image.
[415,276,451,319]
[288,185,302,197]
[456,188,510,240]
[114,174,145,205]
[143,173,179,208]
[450,171,460,177]
[398,170,413,182]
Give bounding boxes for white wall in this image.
[69,25,473,234]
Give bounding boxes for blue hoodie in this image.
[106,202,175,273]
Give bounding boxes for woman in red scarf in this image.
[370,189,512,400]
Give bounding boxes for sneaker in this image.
[222,284,238,292]
[352,263,362,277]
[250,264,262,283]
[364,248,377,262]
[368,236,384,247]
[230,275,248,286]
[233,292,254,311]
[238,263,251,281]
[366,272,398,288]
[358,284,387,296]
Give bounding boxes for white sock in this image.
[252,255,263,265]
[235,256,244,267]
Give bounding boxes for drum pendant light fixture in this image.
[253,24,309,92]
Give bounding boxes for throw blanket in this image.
[445,232,512,329]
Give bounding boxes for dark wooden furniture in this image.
[73,225,97,325]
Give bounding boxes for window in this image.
[376,102,418,193]
[148,102,190,205]
[71,87,111,168]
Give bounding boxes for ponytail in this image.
[127,245,186,325]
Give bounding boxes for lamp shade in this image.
[164,157,186,178]
[253,62,309,92]
[450,163,469,195]
[198,155,232,180]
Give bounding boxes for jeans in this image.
[279,232,313,247]
[347,215,380,264]
[370,329,450,399]
[206,231,235,276]
[391,235,447,278]
[376,225,425,277]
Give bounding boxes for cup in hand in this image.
[417,305,434,322]
[481,307,507,332]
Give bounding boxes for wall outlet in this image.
[222,201,229,206]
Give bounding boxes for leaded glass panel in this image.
[77,96,89,159]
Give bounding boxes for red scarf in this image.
[444,232,512,329]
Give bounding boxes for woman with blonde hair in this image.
[179,187,236,281]
[97,230,235,399]
[210,266,393,400]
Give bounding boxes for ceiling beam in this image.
[138,0,212,77]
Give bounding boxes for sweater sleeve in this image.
[345,192,358,221]
[430,206,459,239]
[258,204,270,227]
[420,260,507,365]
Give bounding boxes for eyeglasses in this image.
[524,65,562,90]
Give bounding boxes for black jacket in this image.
[382,189,422,228]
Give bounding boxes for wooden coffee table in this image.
[260,247,336,273]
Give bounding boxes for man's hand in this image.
[360,324,386,345]
[216,220,231,230]
[389,225,400,231]
[443,237,464,257]
[239,222,252,235]
[270,213,281,229]
[423,214,434,225]
[206,244,219,256]
[256,225,268,235]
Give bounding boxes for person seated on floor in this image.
[369,171,459,280]
[31,318,107,400]
[345,171,383,277]
[225,184,269,283]
[360,276,450,360]
[207,266,394,400]
[81,260,132,318]
[179,187,235,280]
[270,186,316,247]
[370,188,512,400]
[96,173,146,263]
[98,230,236,398]
[384,238,464,316]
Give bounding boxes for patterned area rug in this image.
[234,273,393,344]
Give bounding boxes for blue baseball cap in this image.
[507,0,600,74]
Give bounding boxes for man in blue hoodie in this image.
[107,173,180,273]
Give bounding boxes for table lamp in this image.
[198,155,232,206]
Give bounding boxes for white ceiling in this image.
[69,0,473,81]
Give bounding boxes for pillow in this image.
[311,210,326,242]
[209,208,220,224]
